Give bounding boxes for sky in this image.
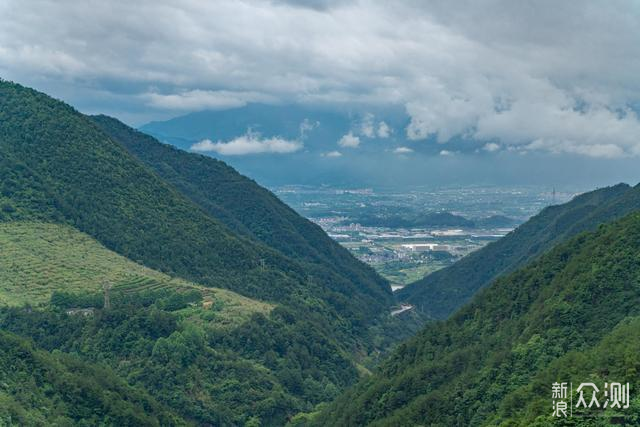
[2,0,640,186]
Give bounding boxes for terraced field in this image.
[0,222,272,327]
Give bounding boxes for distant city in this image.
[275,185,578,290]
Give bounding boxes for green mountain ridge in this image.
[398,182,639,319]
[4,78,638,426]
[316,210,640,425]
[0,79,399,425]
[90,114,391,314]
[0,79,393,321]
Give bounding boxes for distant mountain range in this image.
[140,103,410,152]
[140,103,416,187]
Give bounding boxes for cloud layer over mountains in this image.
[2,1,640,157]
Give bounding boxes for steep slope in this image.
[0,79,396,424]
[316,210,640,426]
[398,183,639,319]
[0,330,186,426]
[91,114,389,310]
[0,222,343,425]
[0,79,392,320]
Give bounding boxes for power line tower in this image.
[552,187,556,204]
[103,281,112,310]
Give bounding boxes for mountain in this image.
[0,79,392,317]
[139,104,416,187]
[91,114,389,307]
[398,183,640,319]
[315,210,640,425]
[140,104,359,152]
[0,79,398,425]
[0,219,289,425]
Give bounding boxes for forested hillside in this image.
[398,183,640,319]
[0,79,398,425]
[317,211,640,425]
[91,114,389,311]
[0,80,392,318]
[0,330,187,426]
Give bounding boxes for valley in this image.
[3,2,640,425]
[275,185,576,290]
[1,78,639,425]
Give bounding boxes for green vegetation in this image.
[0,296,358,425]
[0,330,187,426]
[91,114,392,315]
[317,211,640,425]
[0,221,271,327]
[374,261,448,287]
[0,79,408,424]
[398,183,640,319]
[0,219,359,424]
[0,80,391,319]
[491,316,640,425]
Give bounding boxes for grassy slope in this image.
[398,183,639,319]
[0,222,271,328]
[318,211,640,426]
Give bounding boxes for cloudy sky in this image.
[2,0,640,162]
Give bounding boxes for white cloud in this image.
[393,146,413,154]
[2,1,640,156]
[483,142,500,152]
[439,150,454,156]
[356,114,392,138]
[191,132,302,155]
[323,150,343,157]
[359,113,376,138]
[338,132,360,148]
[299,118,320,138]
[377,121,391,138]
